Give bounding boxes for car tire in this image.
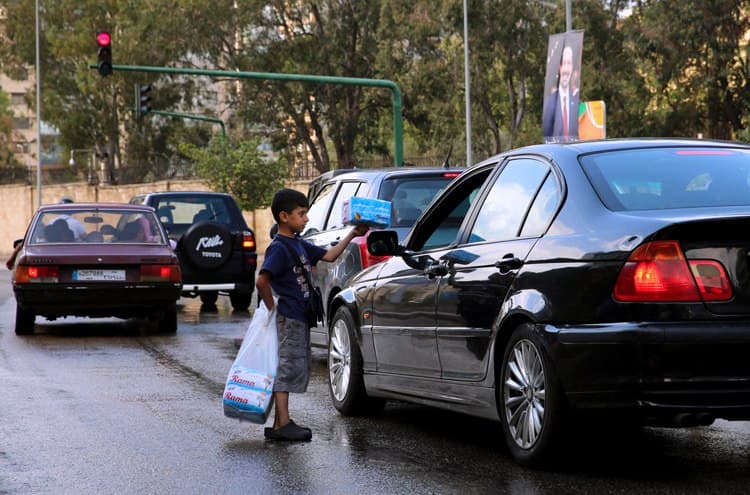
[229,291,252,312]
[499,322,565,467]
[200,292,219,306]
[15,304,35,335]
[181,221,233,269]
[327,306,384,415]
[157,304,178,334]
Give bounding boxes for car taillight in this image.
[613,240,732,302]
[16,265,59,283]
[242,231,256,250]
[442,172,461,178]
[353,235,390,269]
[688,260,733,301]
[140,264,181,282]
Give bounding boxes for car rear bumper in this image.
[542,321,750,418]
[14,283,182,318]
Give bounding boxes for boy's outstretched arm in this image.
[321,225,369,262]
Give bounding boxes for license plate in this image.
[73,269,126,281]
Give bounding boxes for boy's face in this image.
[279,206,309,234]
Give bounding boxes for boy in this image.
[256,188,368,441]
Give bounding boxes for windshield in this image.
[30,209,165,244]
[580,147,750,210]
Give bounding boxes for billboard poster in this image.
[578,100,606,140]
[542,31,584,143]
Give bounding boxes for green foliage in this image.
[179,139,289,212]
[2,0,750,180]
[0,89,19,168]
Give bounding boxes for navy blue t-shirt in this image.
[260,235,326,323]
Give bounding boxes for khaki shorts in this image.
[273,314,311,393]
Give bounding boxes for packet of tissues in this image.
[342,197,391,228]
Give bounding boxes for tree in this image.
[622,0,750,139]
[1,0,208,183]
[193,1,393,172]
[179,138,289,212]
[0,88,19,168]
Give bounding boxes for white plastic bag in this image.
[223,300,278,424]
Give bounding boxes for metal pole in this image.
[35,0,42,208]
[566,0,572,31]
[95,64,405,167]
[463,0,472,167]
[148,110,227,144]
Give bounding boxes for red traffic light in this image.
[96,31,111,47]
[97,31,112,76]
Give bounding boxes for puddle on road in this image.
[179,296,255,326]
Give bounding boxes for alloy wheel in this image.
[329,318,352,402]
[503,338,546,449]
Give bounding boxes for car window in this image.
[520,172,561,237]
[31,210,164,244]
[306,183,336,233]
[153,197,236,227]
[580,147,750,210]
[468,158,550,243]
[380,175,455,228]
[410,168,493,251]
[326,181,362,230]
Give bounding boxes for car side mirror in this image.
[367,230,401,256]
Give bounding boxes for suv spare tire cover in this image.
[181,221,233,269]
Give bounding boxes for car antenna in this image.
[441,145,453,169]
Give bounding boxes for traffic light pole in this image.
[91,64,404,167]
[148,110,226,144]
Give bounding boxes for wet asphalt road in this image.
[1,270,750,494]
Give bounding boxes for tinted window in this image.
[580,147,750,210]
[521,173,560,237]
[153,197,237,227]
[469,159,550,243]
[306,183,336,232]
[411,169,492,251]
[380,175,455,227]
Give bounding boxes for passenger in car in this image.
[44,218,76,243]
[118,220,147,242]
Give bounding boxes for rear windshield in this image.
[31,209,165,244]
[379,174,458,227]
[580,147,750,210]
[151,196,243,236]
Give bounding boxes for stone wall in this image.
[1,179,310,256]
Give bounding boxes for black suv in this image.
[129,192,257,310]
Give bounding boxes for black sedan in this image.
[12,203,182,335]
[325,138,750,466]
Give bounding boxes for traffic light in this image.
[136,84,152,118]
[96,31,112,77]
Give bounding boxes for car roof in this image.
[38,202,155,213]
[314,166,464,182]
[139,191,233,198]
[473,138,750,166]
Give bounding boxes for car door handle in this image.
[495,255,523,274]
[424,261,449,279]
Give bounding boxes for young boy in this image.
[256,188,368,441]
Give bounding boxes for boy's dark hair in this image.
[271,188,308,223]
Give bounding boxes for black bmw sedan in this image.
[324,138,750,466]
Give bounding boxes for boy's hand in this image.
[352,224,369,237]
